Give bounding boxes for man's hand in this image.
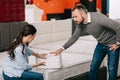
[109,44,119,51]
[50,48,64,56]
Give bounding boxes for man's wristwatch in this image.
[61,47,65,50]
[116,42,120,46]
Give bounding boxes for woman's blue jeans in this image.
[3,70,44,80]
[88,43,120,80]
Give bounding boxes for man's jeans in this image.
[88,43,120,80]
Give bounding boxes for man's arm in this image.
[50,24,83,55]
[99,13,120,43]
[63,25,82,49]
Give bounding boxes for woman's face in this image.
[27,33,36,43]
[23,33,36,44]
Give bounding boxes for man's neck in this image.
[83,13,88,24]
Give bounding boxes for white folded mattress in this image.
[31,48,92,68]
[37,59,92,80]
[31,48,93,80]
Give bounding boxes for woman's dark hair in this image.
[7,24,37,60]
[72,4,88,13]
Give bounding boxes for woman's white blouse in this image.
[3,44,33,77]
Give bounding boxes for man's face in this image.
[72,9,84,25]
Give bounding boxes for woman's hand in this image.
[32,53,47,59]
[38,62,46,66]
[33,62,46,67]
[39,53,47,59]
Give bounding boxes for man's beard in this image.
[75,18,84,25]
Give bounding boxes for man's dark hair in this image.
[72,4,88,13]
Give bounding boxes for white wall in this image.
[109,0,120,19]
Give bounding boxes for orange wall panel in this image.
[65,0,80,9]
[33,0,65,20]
[96,0,102,12]
[33,0,80,20]
[33,0,65,14]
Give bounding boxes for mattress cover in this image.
[31,48,62,69]
[31,48,92,69]
[37,60,92,80]
[33,51,105,80]
[61,52,92,68]
[30,38,97,55]
[30,47,93,80]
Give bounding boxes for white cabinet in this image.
[25,4,43,23]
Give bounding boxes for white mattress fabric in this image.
[31,48,92,69]
[36,54,92,80]
[31,48,62,69]
[31,47,92,80]
[30,35,97,55]
[61,52,92,68]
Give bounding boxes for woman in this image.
[2,24,46,80]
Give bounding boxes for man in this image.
[50,4,120,80]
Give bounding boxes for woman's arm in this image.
[33,62,46,67]
[32,52,47,59]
